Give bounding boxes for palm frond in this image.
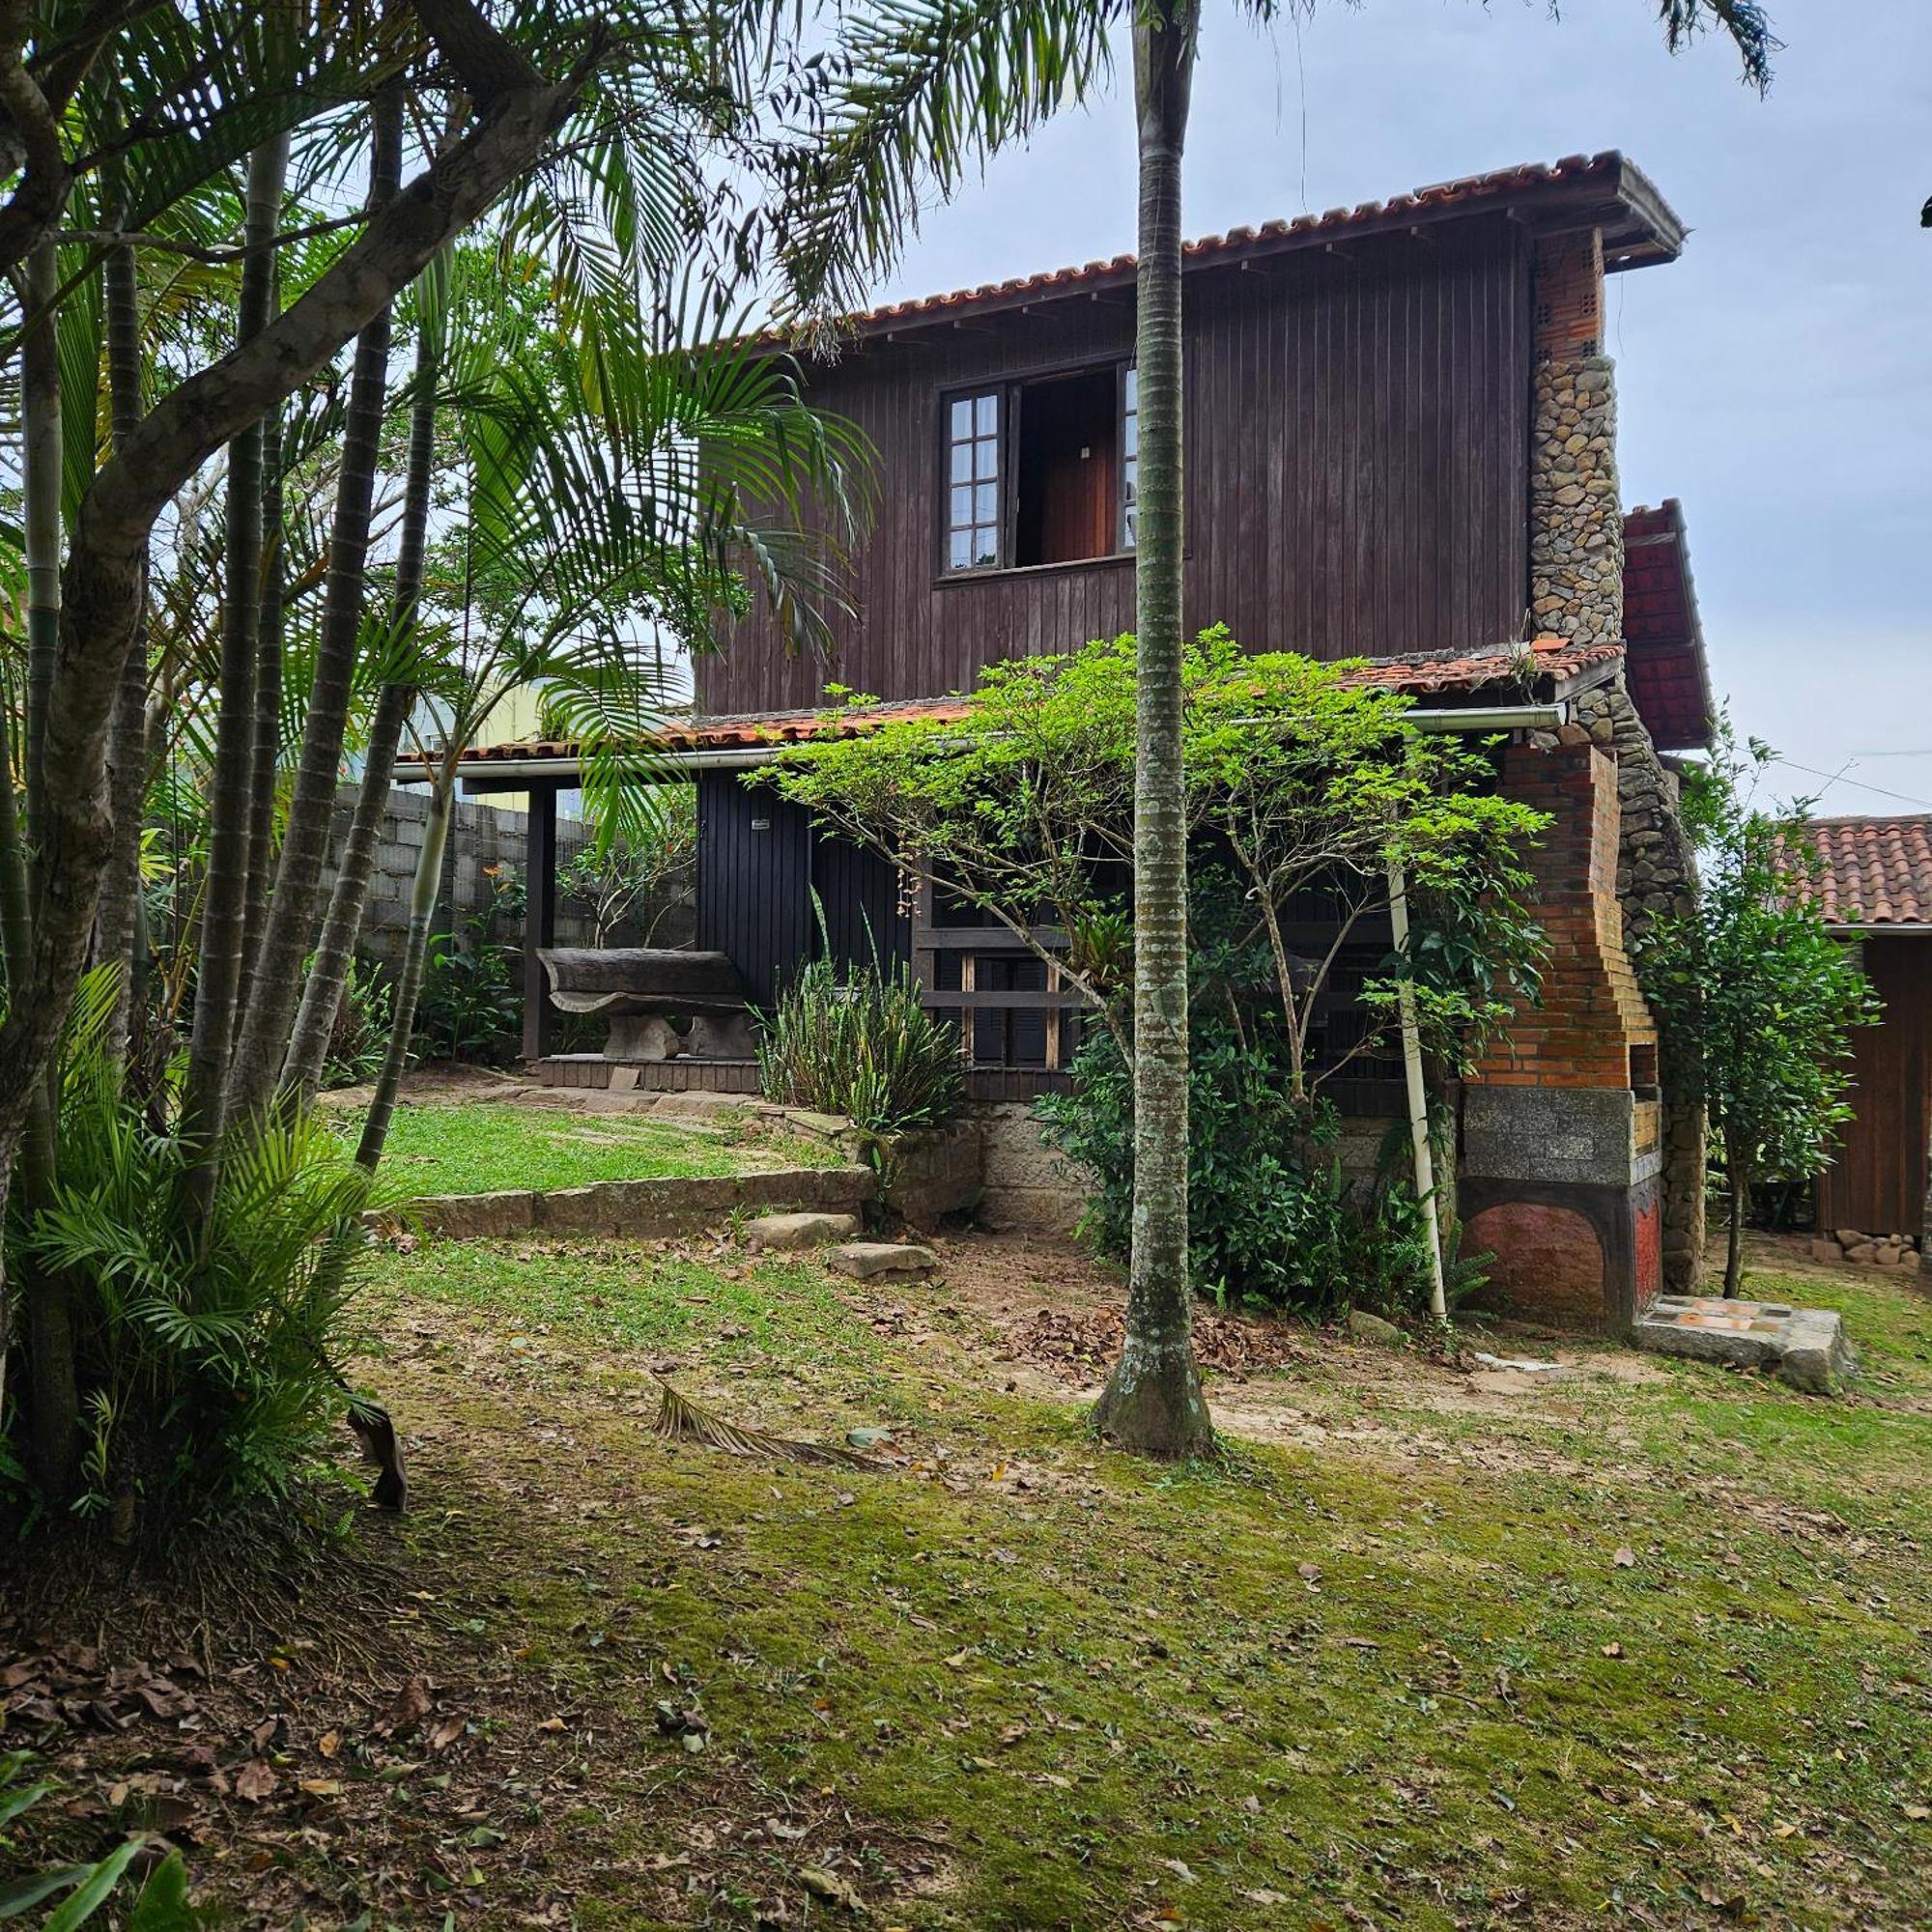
[651,1377,880,1470]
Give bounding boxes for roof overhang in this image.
[434,639,1623,791]
[762,152,1682,351]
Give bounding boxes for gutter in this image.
[440,700,1571,789]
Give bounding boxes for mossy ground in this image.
[321,1232,1932,1930]
[335,1100,841,1198]
[13,1234,1924,1928]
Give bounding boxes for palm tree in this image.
[778,0,1776,1459]
[349,265,867,1174]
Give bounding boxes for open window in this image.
[942,363,1136,575]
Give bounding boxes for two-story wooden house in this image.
[453,151,1718,1329]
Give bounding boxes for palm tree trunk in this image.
[97,156,151,1068]
[226,85,405,1127]
[1094,2,1211,1461]
[239,384,287,1031]
[356,772,453,1170]
[19,239,59,872]
[283,259,444,1102]
[182,133,290,1158]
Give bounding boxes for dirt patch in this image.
[318,1062,530,1110]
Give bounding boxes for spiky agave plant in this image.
[8,968,402,1529]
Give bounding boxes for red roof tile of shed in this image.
[1795,815,1932,927]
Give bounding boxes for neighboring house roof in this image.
[1622,499,1714,753]
[1796,815,1932,929]
[777,152,1682,346]
[445,636,1624,776]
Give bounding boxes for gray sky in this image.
[865,0,1932,818]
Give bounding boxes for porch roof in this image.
[445,635,1627,785]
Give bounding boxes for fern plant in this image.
[5,969,401,1528]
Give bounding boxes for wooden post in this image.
[523,782,557,1065]
[1387,859,1447,1321]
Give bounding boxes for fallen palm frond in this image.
[649,1377,881,1470]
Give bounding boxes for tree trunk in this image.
[0,42,589,1250]
[1724,1131,1747,1298]
[226,86,405,1126]
[182,134,290,1158]
[283,256,444,1101]
[239,385,287,1030]
[20,239,59,872]
[95,125,150,1067]
[356,775,453,1171]
[11,234,79,1493]
[1093,3,1211,1461]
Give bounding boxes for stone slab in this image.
[826,1241,937,1281]
[742,1210,861,1251]
[1463,1085,1640,1188]
[1634,1295,1855,1396]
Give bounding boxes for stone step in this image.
[826,1241,938,1282]
[1634,1295,1855,1396]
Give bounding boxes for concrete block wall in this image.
[324,781,694,965]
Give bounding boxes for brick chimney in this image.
[1460,739,1665,1335]
[1529,233,1625,643]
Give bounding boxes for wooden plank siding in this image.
[699,218,1532,716]
[1816,935,1932,1237]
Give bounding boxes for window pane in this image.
[950,528,974,569]
[1122,366,1137,410]
[974,482,998,523]
[951,441,973,484]
[1122,415,1138,459]
[951,484,973,527]
[975,436,999,480]
[951,397,974,440]
[975,393,998,436]
[974,527,998,567]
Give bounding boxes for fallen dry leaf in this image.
[234,1759,278,1803]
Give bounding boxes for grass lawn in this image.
[344,1099,843,1198]
[15,1235,1929,1928]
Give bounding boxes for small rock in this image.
[1833,1229,1862,1249]
[826,1241,938,1281]
[1346,1309,1406,1349]
[742,1211,860,1252]
[1808,1239,1842,1264]
[1847,1242,1877,1264]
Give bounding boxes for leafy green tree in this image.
[1635,727,1878,1296]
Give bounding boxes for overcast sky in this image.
[860,0,1932,819]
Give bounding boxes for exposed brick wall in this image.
[1574,674,1708,1292]
[1533,232,1605,358]
[1472,739,1658,1092]
[1464,1201,1606,1329]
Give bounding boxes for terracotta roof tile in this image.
[451,637,1621,767]
[768,152,1681,345]
[1793,815,1932,927]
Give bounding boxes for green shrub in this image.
[4,970,393,1531]
[1037,885,1487,1321]
[758,952,964,1135]
[320,954,393,1090]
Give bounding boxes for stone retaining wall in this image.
[380,1163,875,1241]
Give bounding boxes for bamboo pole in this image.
[1387,860,1447,1321]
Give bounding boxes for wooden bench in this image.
[537,948,756,1061]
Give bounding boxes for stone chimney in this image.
[1528,233,1625,642]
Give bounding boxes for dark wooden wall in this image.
[700,217,1533,717]
[1817,936,1930,1237]
[696,771,909,1007]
